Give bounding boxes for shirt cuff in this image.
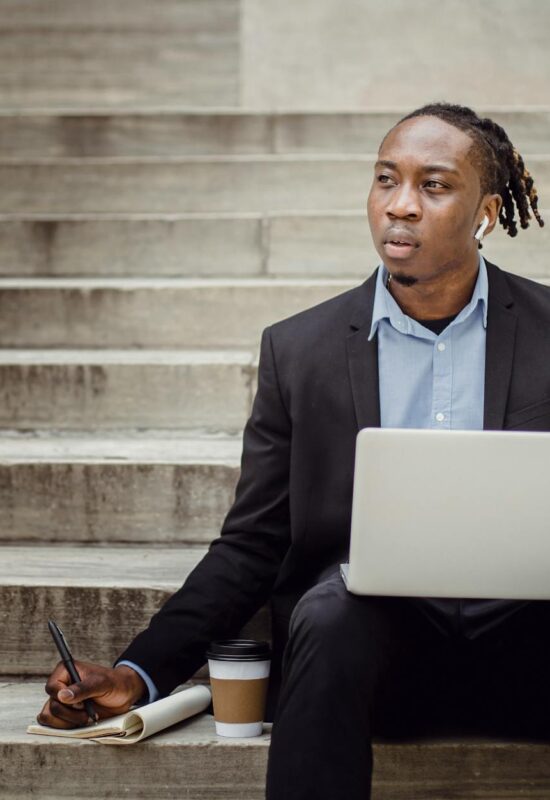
[115,660,160,704]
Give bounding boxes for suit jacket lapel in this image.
[346,272,381,431]
[483,261,518,430]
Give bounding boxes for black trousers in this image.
[265,567,550,799]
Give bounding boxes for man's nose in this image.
[386,184,421,219]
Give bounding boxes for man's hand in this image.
[37,661,147,729]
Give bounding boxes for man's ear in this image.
[478,194,502,238]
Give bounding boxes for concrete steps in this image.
[3,155,549,215]
[0,1,239,108]
[1,276,549,350]
[1,108,549,157]
[0,544,268,676]
[0,210,548,279]
[0,155,383,213]
[0,349,255,431]
[5,682,550,800]
[1,95,549,798]
[3,682,271,800]
[10,155,550,216]
[0,433,241,544]
[0,213,266,277]
[0,277,357,348]
[1,0,549,791]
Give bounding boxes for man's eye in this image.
[425,180,445,189]
[377,175,394,184]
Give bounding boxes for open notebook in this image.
[27,683,211,745]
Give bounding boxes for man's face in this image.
[367,116,485,284]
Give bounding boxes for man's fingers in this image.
[50,699,90,726]
[37,699,89,729]
[45,662,72,698]
[56,672,110,705]
[57,685,80,703]
[42,661,136,720]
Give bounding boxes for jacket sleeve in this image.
[116,326,292,696]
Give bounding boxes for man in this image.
[39,103,549,798]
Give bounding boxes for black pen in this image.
[47,619,98,724]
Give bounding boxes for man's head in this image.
[367,103,544,287]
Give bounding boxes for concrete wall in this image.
[1,0,548,110]
[241,0,550,109]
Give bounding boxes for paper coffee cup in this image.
[206,639,271,737]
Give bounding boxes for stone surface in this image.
[0,111,275,158]
[0,156,378,214]
[0,349,255,431]
[3,682,550,799]
[0,214,264,277]
[267,211,550,279]
[241,0,550,109]
[2,110,549,157]
[0,210,548,279]
[272,110,550,158]
[0,277,357,348]
[2,155,549,215]
[0,545,269,674]
[0,434,241,543]
[268,212,388,276]
[1,682,271,800]
[0,432,243,461]
[0,0,239,108]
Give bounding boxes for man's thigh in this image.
[291,568,469,738]
[296,572,550,738]
[371,617,467,738]
[456,601,550,738]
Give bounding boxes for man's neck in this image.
[386,261,480,320]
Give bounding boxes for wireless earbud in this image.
[474,215,490,241]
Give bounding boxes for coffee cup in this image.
[206,639,271,737]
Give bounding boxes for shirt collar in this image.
[368,254,489,341]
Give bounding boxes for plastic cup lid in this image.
[206,639,272,661]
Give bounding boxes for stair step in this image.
[268,212,550,280]
[0,156,377,213]
[0,544,268,675]
[0,433,241,544]
[0,349,255,431]
[0,211,548,279]
[0,277,357,348]
[0,277,548,350]
[0,213,264,277]
[0,0,239,109]
[4,682,550,799]
[3,682,270,800]
[2,155,549,215]
[1,109,549,157]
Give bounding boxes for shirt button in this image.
[436,412,445,422]
[437,342,446,352]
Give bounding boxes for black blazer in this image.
[119,261,550,720]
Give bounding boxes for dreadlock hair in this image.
[396,103,544,246]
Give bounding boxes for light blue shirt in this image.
[369,256,488,430]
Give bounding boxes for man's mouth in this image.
[383,232,420,257]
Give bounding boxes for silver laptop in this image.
[341,427,550,599]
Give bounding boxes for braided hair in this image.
[396,103,544,244]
